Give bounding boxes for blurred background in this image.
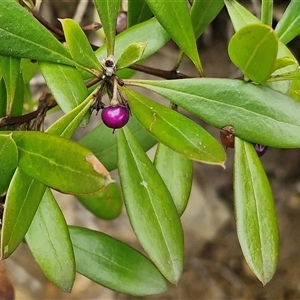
[3,1,300,299]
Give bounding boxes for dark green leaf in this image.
[127,0,152,27]
[121,87,226,166]
[1,168,46,258]
[11,131,111,195]
[190,0,224,39]
[145,0,202,73]
[78,115,157,171]
[228,23,278,83]
[0,134,18,195]
[117,126,183,283]
[154,143,192,216]
[127,78,300,148]
[0,0,74,66]
[234,137,279,284]
[76,182,123,220]
[69,226,167,296]
[275,0,300,44]
[94,0,120,55]
[117,42,148,69]
[26,189,75,292]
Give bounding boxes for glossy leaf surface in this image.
[94,0,120,55]
[76,182,123,220]
[228,23,278,83]
[0,134,18,195]
[154,143,193,216]
[69,226,167,295]
[117,42,148,69]
[117,126,183,283]
[145,0,202,73]
[11,131,109,195]
[79,115,157,171]
[26,189,75,292]
[127,78,300,148]
[121,87,226,166]
[60,19,101,71]
[127,0,152,27]
[234,137,279,284]
[0,0,74,66]
[275,0,300,44]
[1,168,46,258]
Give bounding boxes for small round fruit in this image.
[101,105,130,129]
[254,143,268,157]
[220,125,235,148]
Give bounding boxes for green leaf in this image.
[20,59,38,84]
[60,19,101,72]
[0,78,7,118]
[117,42,148,69]
[1,168,46,258]
[127,78,300,148]
[78,115,157,171]
[127,0,153,27]
[11,131,111,195]
[76,182,123,220]
[0,134,18,195]
[69,226,167,296]
[26,189,75,292]
[228,23,278,83]
[275,0,300,44]
[94,0,120,55]
[154,143,192,216]
[0,0,74,66]
[96,17,170,67]
[268,69,300,82]
[234,137,279,284]
[261,0,273,26]
[272,57,297,73]
[145,0,202,74]
[190,0,224,39]
[121,87,226,166]
[116,126,183,283]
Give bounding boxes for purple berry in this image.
[254,144,268,157]
[101,105,130,129]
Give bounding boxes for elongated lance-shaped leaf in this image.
[94,0,120,55]
[126,78,300,148]
[275,0,300,44]
[261,0,273,26]
[120,87,226,166]
[234,137,279,284]
[145,0,202,74]
[127,0,153,27]
[26,189,75,292]
[60,19,101,71]
[69,226,167,295]
[0,0,74,66]
[117,126,184,283]
[154,143,193,216]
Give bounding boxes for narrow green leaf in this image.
[275,0,300,44]
[190,0,224,39]
[145,0,202,74]
[117,126,184,283]
[0,0,74,66]
[1,168,46,258]
[127,0,153,27]
[76,182,122,220]
[0,78,7,118]
[11,131,110,195]
[78,115,157,171]
[127,78,300,148]
[94,0,120,55]
[234,137,279,284]
[272,57,297,73]
[228,23,278,83]
[96,18,170,65]
[154,143,192,216]
[117,42,148,69]
[26,189,75,292]
[268,69,300,82]
[69,226,167,296]
[0,134,18,195]
[20,59,38,84]
[121,87,226,166]
[60,19,101,71]
[261,0,273,26]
